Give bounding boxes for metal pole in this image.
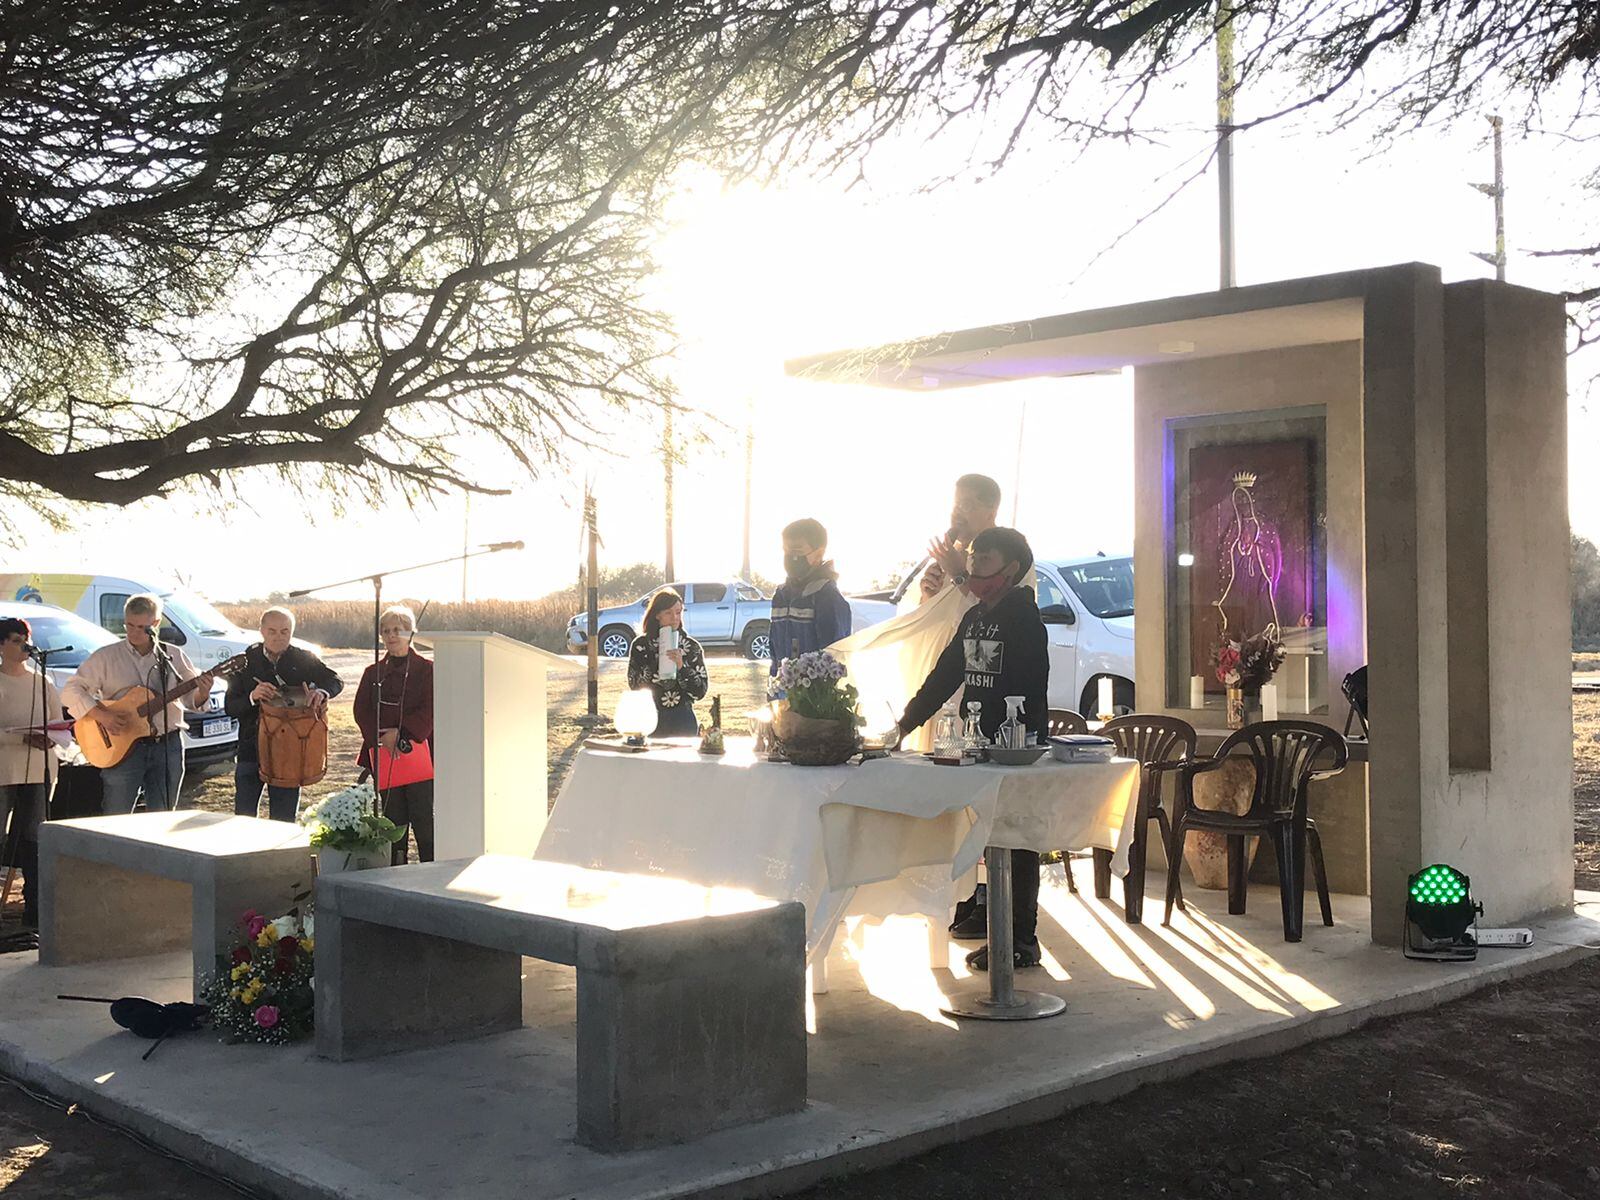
[986,846,1017,1007]
[1011,400,1026,527]
[1215,0,1237,290]
[663,403,675,582]
[939,842,1065,1021]
[586,491,600,718]
[741,399,754,581]
[1471,115,1507,281]
[1492,115,1506,282]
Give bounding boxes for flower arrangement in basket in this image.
[300,781,405,872]
[769,651,863,766]
[201,905,315,1044]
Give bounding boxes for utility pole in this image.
[1215,0,1237,289]
[585,489,600,718]
[1011,398,1027,526]
[741,398,754,580]
[460,493,470,604]
[1471,115,1507,281]
[662,402,675,582]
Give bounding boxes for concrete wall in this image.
[1359,265,1453,943]
[1436,280,1573,923]
[1133,340,1369,893]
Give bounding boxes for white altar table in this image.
[536,740,1140,961]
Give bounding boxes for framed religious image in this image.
[1166,408,1329,715]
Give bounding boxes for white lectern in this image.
[424,631,584,860]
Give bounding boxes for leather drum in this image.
[258,700,328,788]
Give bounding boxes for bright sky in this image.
[11,62,1600,605]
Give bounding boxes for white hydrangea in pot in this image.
[299,781,405,873]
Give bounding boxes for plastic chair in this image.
[1097,714,1197,925]
[1047,708,1089,737]
[1162,720,1348,942]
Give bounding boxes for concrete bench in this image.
[39,812,313,1000]
[314,855,806,1150]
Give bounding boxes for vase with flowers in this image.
[1212,632,1287,729]
[300,781,406,873]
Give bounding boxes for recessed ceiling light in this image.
[1159,340,1196,354]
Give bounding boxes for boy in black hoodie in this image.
[897,526,1049,970]
[770,518,853,671]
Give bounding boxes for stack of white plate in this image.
[1048,734,1116,764]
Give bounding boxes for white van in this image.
[0,573,256,669]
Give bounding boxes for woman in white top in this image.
[0,615,62,928]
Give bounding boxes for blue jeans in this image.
[233,757,301,822]
[100,734,185,814]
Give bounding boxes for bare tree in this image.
[0,1,849,512]
[752,1,1600,332]
[5,1,1598,524]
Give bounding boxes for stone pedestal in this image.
[425,631,584,859]
[315,856,807,1150]
[39,813,312,999]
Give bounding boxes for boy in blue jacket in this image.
[770,518,853,672]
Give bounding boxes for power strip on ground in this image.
[1476,927,1534,948]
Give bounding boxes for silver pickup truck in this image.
[566,579,894,660]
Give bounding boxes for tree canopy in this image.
[2,1,1596,515]
[0,1,825,511]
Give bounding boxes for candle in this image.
[1261,683,1279,722]
[1097,676,1114,721]
[1190,674,1205,710]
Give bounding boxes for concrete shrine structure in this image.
[789,263,1573,944]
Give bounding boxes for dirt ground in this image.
[0,662,1596,1199]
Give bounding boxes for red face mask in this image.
[967,570,1012,604]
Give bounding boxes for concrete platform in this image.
[1,867,1596,1200]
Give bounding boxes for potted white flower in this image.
[299,782,405,873]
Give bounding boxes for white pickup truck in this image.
[567,579,896,660]
[1034,554,1137,716]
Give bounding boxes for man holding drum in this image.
[226,607,342,822]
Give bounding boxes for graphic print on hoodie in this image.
[900,586,1050,741]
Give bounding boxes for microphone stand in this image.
[26,645,72,821]
[289,543,523,815]
[150,633,174,813]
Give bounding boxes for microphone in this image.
[25,642,73,659]
[891,527,963,604]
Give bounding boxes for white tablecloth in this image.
[536,739,1140,956]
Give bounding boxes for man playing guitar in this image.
[62,594,213,814]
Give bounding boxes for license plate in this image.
[203,718,234,738]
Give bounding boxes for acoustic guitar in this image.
[75,654,248,769]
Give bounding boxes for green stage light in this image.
[1403,863,1482,961]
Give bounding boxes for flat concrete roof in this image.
[783,266,1398,391]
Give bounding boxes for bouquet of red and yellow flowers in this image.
[202,903,315,1045]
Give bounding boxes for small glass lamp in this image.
[615,688,659,746]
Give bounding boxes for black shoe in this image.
[965,939,1041,972]
[949,884,987,938]
[949,906,989,940]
